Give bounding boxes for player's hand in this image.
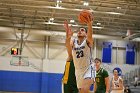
[85,12,93,24]
[64,20,73,39]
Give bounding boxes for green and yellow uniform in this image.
[62,60,78,93]
[95,68,109,93]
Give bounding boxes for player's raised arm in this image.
[87,21,93,47]
[86,12,93,47]
[78,10,93,47]
[64,20,73,60]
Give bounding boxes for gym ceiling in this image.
[0,0,140,43]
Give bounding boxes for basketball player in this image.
[64,12,95,93]
[93,58,110,93]
[110,69,124,93]
[62,25,78,93]
[62,52,78,93]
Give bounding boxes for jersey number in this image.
[96,77,100,83]
[76,50,84,58]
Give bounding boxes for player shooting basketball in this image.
[64,10,95,93]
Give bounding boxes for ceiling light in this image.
[57,0,62,3]
[48,18,54,23]
[56,4,61,8]
[44,22,63,26]
[70,19,75,23]
[83,2,89,6]
[97,23,101,25]
[117,7,121,9]
[107,12,122,15]
[50,18,54,21]
[92,26,103,29]
[56,0,62,8]
[71,24,79,27]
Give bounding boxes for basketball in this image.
[78,10,93,24]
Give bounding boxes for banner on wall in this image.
[102,42,112,63]
[126,43,135,65]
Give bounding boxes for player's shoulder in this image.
[119,76,123,81]
[102,68,109,76]
[102,68,108,73]
[98,68,106,74]
[71,38,77,44]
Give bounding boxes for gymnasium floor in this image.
[129,86,140,93]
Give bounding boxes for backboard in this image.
[10,55,29,66]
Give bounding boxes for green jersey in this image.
[95,68,109,93]
[63,60,78,93]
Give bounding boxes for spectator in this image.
[124,86,131,93]
[134,75,138,87]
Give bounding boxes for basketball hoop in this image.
[10,55,29,66]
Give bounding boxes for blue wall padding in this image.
[102,48,112,63]
[40,72,48,93]
[0,70,63,93]
[0,70,41,92]
[126,51,135,64]
[47,73,63,93]
[126,43,135,64]
[102,42,112,63]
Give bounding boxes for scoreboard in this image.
[11,48,18,55]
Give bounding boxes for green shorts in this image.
[95,89,106,93]
[64,83,78,93]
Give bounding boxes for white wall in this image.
[136,43,140,65]
[43,59,66,73]
[0,39,139,74]
[0,39,75,73]
[0,56,42,72]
